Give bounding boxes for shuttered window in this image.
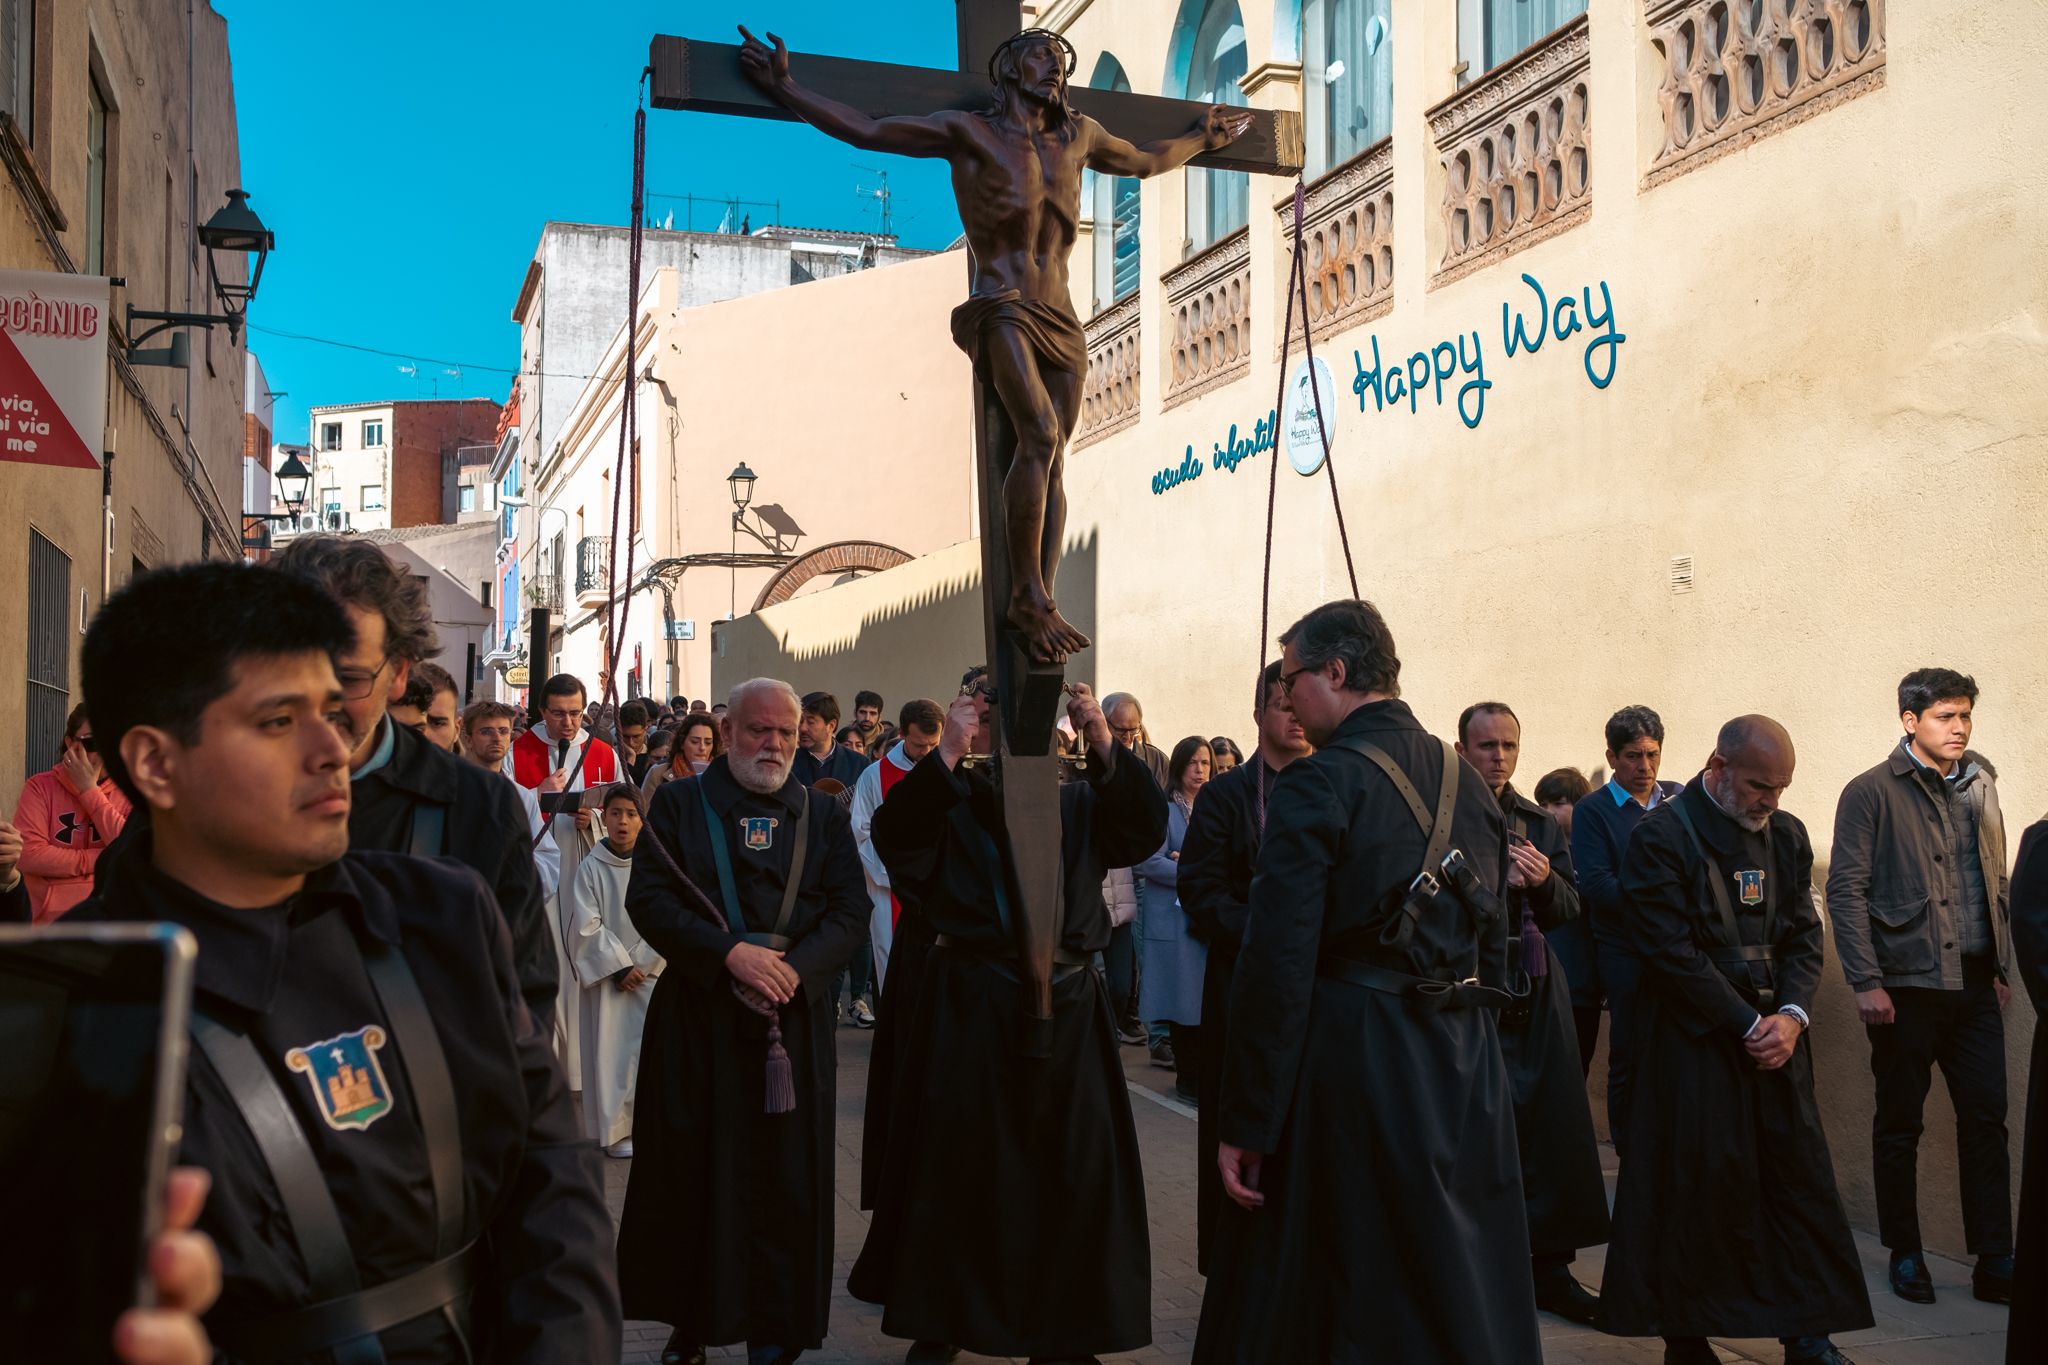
[26,528,71,771]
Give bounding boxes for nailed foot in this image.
[1007,590,1091,665]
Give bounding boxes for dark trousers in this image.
[1868,954,2012,1256]
[1595,938,1643,1158]
[1104,921,1136,1020]
[1572,1004,1602,1079]
[832,925,874,1009]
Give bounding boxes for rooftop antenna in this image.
[852,164,895,237]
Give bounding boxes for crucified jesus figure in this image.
[739,24,1252,664]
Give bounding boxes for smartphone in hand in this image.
[0,924,196,1362]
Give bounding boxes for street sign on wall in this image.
[0,268,108,470]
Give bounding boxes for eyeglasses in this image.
[1279,666,1315,695]
[336,657,393,702]
[75,735,96,754]
[1111,725,1145,743]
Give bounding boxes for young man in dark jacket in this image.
[1825,668,2014,1304]
[72,561,619,1363]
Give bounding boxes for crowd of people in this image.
[1,539,2042,1365]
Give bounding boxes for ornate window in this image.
[1304,0,1394,179]
[1173,0,1249,251]
[1085,56,1142,312]
[1459,0,1589,78]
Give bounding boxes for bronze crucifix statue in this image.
[739,24,1249,665]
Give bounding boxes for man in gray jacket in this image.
[1827,668,2014,1307]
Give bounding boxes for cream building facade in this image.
[528,248,977,706]
[720,0,2048,1256]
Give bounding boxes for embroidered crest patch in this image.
[1736,868,1767,906]
[742,816,779,851]
[285,1025,395,1132]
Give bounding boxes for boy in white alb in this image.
[571,783,663,1157]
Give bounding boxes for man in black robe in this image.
[1457,701,1610,1324]
[1601,716,1873,1365]
[2007,816,2048,1365]
[1176,660,1311,1275]
[618,678,868,1365]
[1195,600,1539,1364]
[847,672,1166,1364]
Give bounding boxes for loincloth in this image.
[950,289,1088,382]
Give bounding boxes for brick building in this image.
[293,396,501,536]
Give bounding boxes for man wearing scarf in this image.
[615,678,867,1365]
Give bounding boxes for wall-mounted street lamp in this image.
[130,189,275,369]
[241,446,314,553]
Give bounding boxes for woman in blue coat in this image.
[1140,736,1213,1104]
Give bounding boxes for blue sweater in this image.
[1571,779,1685,954]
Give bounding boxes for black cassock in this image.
[1176,757,1273,1276]
[616,758,867,1351]
[1601,777,1873,1340]
[2008,819,2048,1365]
[1194,700,1539,1364]
[1496,784,1610,1256]
[847,743,1166,1359]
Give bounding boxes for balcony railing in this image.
[528,571,563,613]
[1428,14,1592,286]
[1283,137,1395,349]
[1074,293,1141,450]
[575,536,611,604]
[1646,0,1885,188]
[1162,226,1252,410]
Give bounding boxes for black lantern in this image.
[198,189,273,332]
[727,461,757,511]
[274,449,312,517]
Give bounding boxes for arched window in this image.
[1461,0,1587,80]
[1173,0,1249,251]
[1086,56,1141,311]
[1303,0,1393,177]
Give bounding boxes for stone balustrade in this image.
[1162,226,1252,410]
[1074,293,1141,450]
[1646,0,1885,187]
[1428,15,1592,286]
[1282,137,1395,348]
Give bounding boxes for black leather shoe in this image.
[1889,1249,1936,1303]
[1662,1341,1718,1365]
[659,1333,706,1365]
[1785,1345,1855,1365]
[905,1345,959,1364]
[1973,1252,2015,1304]
[1533,1272,1600,1325]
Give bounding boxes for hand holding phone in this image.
[114,1168,220,1365]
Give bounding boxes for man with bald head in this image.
[1601,717,1873,1365]
[616,678,870,1365]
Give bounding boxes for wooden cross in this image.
[651,2,1301,1056]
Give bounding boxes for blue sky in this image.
[215,1,967,444]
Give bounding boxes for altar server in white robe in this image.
[571,782,664,1157]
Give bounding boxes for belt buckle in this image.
[1410,869,1441,899]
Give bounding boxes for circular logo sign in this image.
[1283,354,1337,477]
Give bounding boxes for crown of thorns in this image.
[988,28,1077,83]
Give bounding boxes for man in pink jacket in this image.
[13,704,130,921]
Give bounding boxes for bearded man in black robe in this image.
[1601,715,1873,1365]
[1194,600,1539,1364]
[1456,701,1609,1323]
[847,670,1166,1365]
[618,678,869,1365]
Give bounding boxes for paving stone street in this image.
[603,1028,2011,1365]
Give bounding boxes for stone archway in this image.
[751,540,913,612]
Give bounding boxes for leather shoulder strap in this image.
[1331,736,1460,879]
[406,803,445,859]
[1669,797,1742,949]
[694,778,744,932]
[188,1015,373,1336]
[361,938,464,1257]
[770,795,814,939]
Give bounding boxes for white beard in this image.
[732,752,792,795]
[1709,771,1771,832]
